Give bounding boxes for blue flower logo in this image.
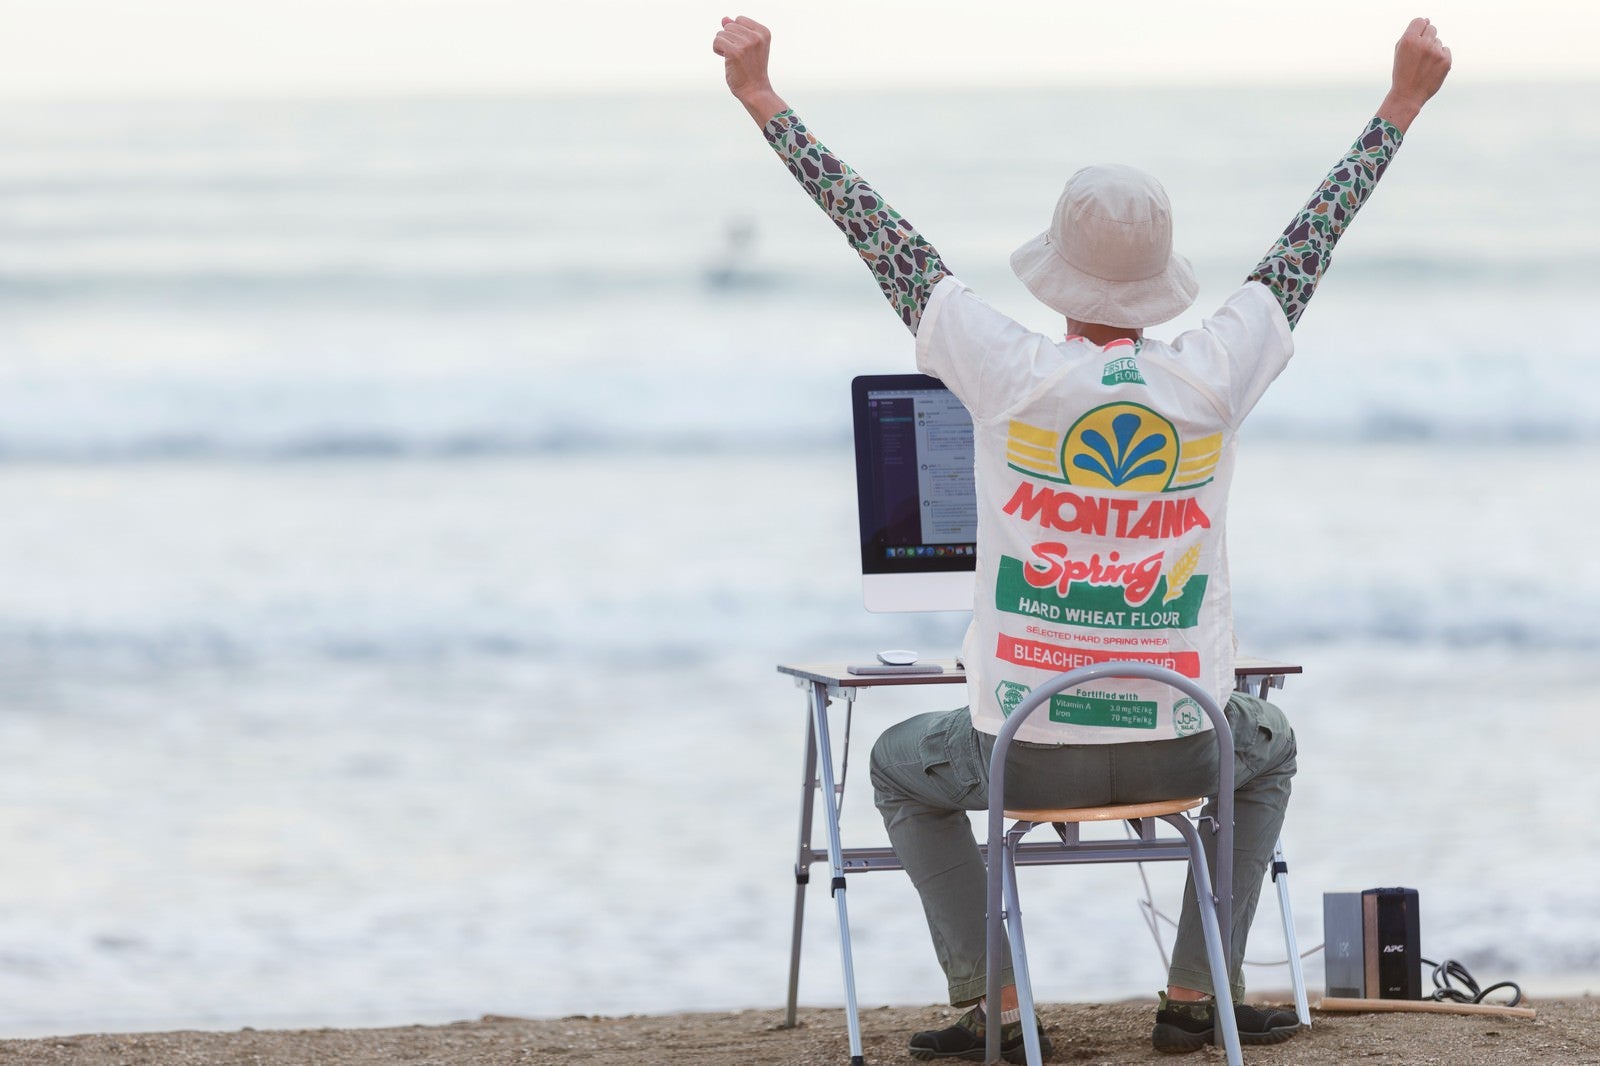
[1062,403,1179,491]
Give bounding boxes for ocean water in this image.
[0,84,1597,1036]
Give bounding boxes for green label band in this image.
[1049,693,1158,729]
[995,555,1208,630]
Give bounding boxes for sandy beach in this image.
[0,998,1593,1065]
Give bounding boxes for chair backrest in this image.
[983,660,1235,803]
[982,661,1237,987]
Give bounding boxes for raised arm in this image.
[713,16,949,334]
[1248,17,1452,329]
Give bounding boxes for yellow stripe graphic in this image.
[1008,420,1057,448]
[1174,432,1222,485]
[1007,419,1221,489]
[1006,441,1055,463]
[1006,419,1064,478]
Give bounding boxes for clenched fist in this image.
[713,16,788,125]
[1380,18,1452,131]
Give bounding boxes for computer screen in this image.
[851,374,977,613]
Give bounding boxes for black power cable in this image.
[1421,956,1523,1007]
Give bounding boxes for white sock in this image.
[978,998,1021,1026]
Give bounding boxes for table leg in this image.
[1272,838,1312,1027]
[783,692,821,1029]
[810,680,865,1066]
[1235,676,1309,1024]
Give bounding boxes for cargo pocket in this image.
[1227,693,1295,782]
[917,708,987,808]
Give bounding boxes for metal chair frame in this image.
[983,662,1244,1066]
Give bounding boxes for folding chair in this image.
[983,662,1244,1066]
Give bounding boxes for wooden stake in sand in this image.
[1319,997,1536,1020]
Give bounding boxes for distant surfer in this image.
[704,217,765,289]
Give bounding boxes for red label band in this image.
[995,633,1201,678]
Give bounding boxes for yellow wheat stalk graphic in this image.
[1163,544,1201,603]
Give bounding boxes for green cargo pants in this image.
[868,692,1296,1005]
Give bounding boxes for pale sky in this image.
[0,0,1592,99]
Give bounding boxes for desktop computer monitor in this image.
[851,374,977,613]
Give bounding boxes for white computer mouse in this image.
[877,649,919,666]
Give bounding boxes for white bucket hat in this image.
[1009,164,1198,329]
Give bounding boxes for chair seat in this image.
[1004,796,1203,824]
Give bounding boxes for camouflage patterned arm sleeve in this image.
[1248,117,1405,329]
[763,110,948,335]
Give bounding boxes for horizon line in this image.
[0,75,1592,107]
